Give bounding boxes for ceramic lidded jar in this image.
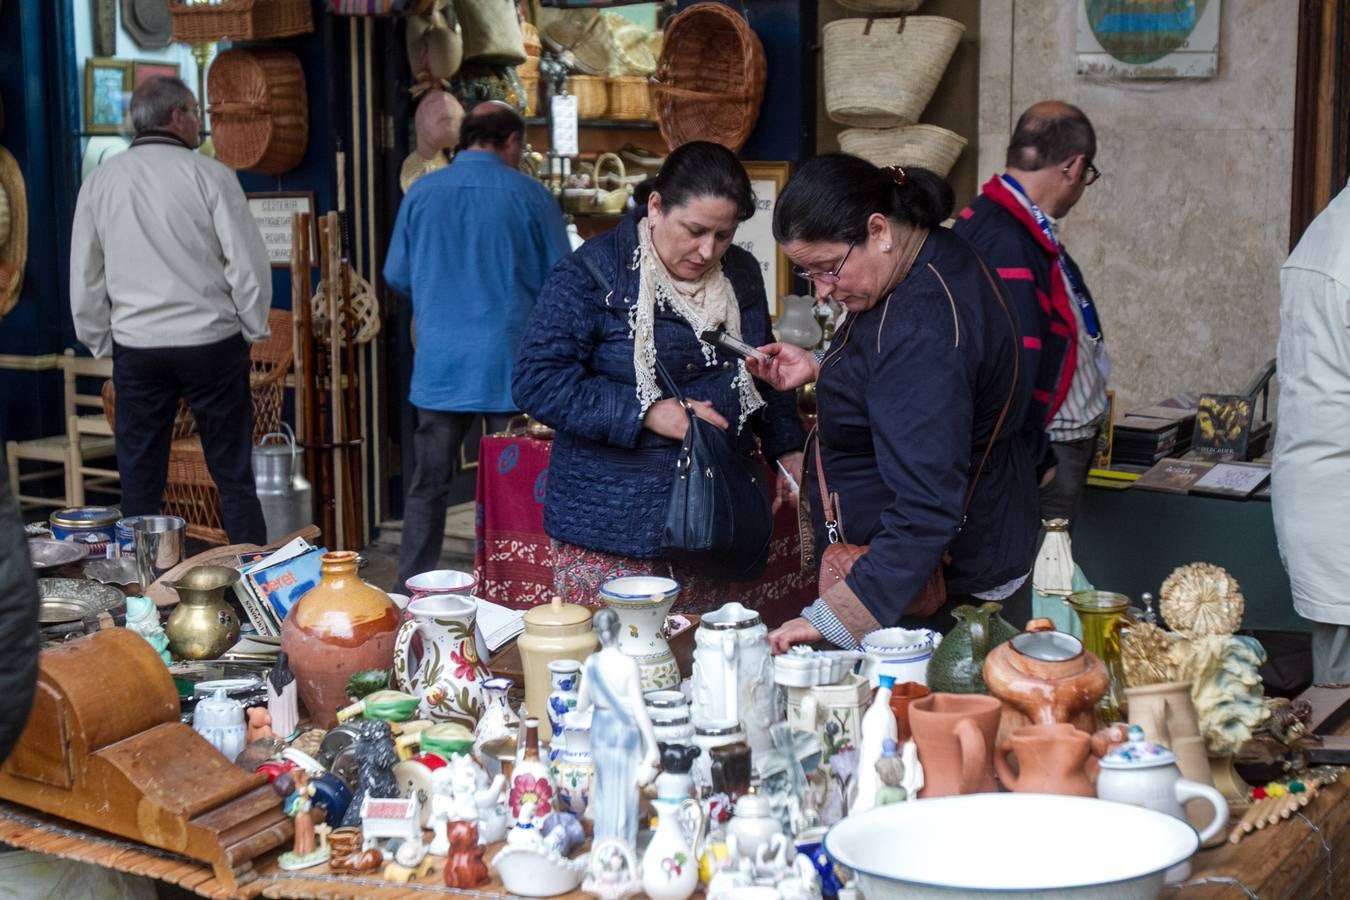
[598,576,680,692]
[280,550,401,729]
[691,601,773,751]
[517,595,597,743]
[982,619,1110,737]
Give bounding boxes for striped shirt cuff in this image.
[804,598,860,650]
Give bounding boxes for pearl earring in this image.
[883,243,893,252]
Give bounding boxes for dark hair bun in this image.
[774,153,954,244]
[892,167,954,229]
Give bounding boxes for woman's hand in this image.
[642,397,729,440]
[768,617,824,654]
[745,343,820,392]
[773,451,803,513]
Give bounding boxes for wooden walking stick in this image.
[326,211,346,548]
[340,258,363,545]
[314,221,337,545]
[295,212,321,530]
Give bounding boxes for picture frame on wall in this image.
[738,161,793,315]
[84,57,133,135]
[133,60,182,90]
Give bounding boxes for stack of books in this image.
[232,537,326,637]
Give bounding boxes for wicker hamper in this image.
[839,124,968,177]
[566,75,609,119]
[168,0,313,43]
[207,49,308,175]
[652,2,766,153]
[823,16,964,128]
[608,76,651,121]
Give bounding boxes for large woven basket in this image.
[823,16,964,128]
[542,11,612,77]
[839,124,968,177]
[208,49,308,175]
[168,0,313,43]
[652,3,766,153]
[836,0,924,12]
[608,76,651,121]
[566,75,608,119]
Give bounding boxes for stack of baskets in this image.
[535,10,663,122]
[823,4,968,177]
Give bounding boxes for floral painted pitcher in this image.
[393,594,490,729]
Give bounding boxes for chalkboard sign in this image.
[246,192,316,269]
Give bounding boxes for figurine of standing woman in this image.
[576,609,660,849]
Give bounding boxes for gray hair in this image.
[130,76,196,135]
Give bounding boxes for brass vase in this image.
[164,565,242,660]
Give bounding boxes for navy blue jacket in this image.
[809,228,1039,621]
[513,211,806,559]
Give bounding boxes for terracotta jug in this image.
[1125,680,1217,834]
[908,693,1001,797]
[994,722,1097,797]
[925,602,1019,694]
[280,550,401,729]
[983,618,1110,738]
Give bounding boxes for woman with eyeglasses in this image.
[747,154,1039,652]
[512,141,805,613]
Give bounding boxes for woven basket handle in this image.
[594,152,626,188]
[862,15,910,36]
[650,81,755,103]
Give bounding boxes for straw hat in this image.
[0,144,28,319]
[122,0,172,50]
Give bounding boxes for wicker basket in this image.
[563,152,631,214]
[542,11,611,77]
[836,0,924,12]
[839,124,968,177]
[652,3,766,153]
[608,76,651,120]
[168,0,313,43]
[208,49,308,175]
[520,73,539,117]
[823,16,964,128]
[566,75,609,119]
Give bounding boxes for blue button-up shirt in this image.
[385,150,569,412]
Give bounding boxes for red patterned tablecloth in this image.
[472,434,815,626]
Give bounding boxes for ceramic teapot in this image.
[926,602,1019,694]
[983,618,1110,736]
[691,602,773,752]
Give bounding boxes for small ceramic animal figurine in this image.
[874,739,908,806]
[330,847,383,872]
[342,719,401,828]
[267,652,300,740]
[275,770,330,870]
[899,740,924,800]
[245,707,274,744]
[777,851,825,900]
[576,609,660,848]
[655,742,701,801]
[123,594,170,664]
[583,839,643,900]
[445,820,489,889]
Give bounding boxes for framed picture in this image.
[84,57,133,135]
[246,192,318,269]
[133,60,182,89]
[738,161,793,315]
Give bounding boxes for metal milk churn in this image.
[252,424,312,542]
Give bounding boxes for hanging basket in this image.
[607,76,651,121]
[823,16,964,128]
[839,124,968,177]
[207,49,308,175]
[651,2,766,153]
[168,0,313,44]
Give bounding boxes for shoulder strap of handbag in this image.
[577,250,685,404]
[812,254,1021,542]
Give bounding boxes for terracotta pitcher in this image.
[1125,680,1216,833]
[908,693,1001,797]
[983,618,1110,739]
[994,722,1097,797]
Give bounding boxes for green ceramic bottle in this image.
[925,602,1020,693]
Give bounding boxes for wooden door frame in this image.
[1290,0,1350,248]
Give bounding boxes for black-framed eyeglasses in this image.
[1066,159,1102,186]
[794,241,856,285]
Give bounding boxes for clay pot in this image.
[908,693,1001,797]
[925,602,1019,694]
[983,618,1110,740]
[994,722,1097,797]
[280,551,401,729]
[887,681,930,743]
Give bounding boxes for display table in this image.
[472,434,815,625]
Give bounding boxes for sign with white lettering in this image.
[247,192,317,269]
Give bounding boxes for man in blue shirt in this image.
[385,101,569,584]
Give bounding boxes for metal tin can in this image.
[115,515,146,557]
[49,506,122,558]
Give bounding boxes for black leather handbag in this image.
[578,253,772,581]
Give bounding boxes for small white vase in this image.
[641,798,704,900]
[599,576,680,691]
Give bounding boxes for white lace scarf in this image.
[630,223,764,431]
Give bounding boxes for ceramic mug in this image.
[859,627,939,688]
[908,693,1002,798]
[708,740,753,800]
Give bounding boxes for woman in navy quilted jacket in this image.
[512,141,805,613]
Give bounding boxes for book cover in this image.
[233,578,280,637]
[1192,393,1255,460]
[1133,458,1216,494]
[1189,461,1270,499]
[250,547,326,623]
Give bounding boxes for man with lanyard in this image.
[954,100,1108,529]
[71,76,271,543]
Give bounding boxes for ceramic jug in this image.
[1095,725,1228,881]
[994,722,1097,797]
[691,602,774,752]
[1125,679,1217,831]
[983,619,1110,737]
[641,798,705,900]
[599,576,680,691]
[393,593,491,729]
[281,550,401,729]
[787,673,871,764]
[164,565,242,660]
[907,693,1002,797]
[859,627,939,688]
[925,602,1019,694]
[517,595,596,742]
[1069,590,1135,725]
[473,676,518,762]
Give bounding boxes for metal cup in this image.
[133,515,186,589]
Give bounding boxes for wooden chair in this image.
[102,310,294,543]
